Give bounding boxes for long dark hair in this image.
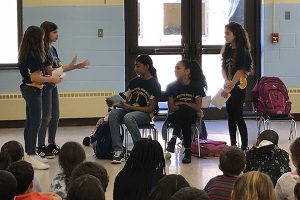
[136,55,157,78]
[19,26,45,64]
[121,138,165,196]
[124,138,165,173]
[222,22,253,72]
[40,21,58,63]
[59,142,86,186]
[180,59,207,91]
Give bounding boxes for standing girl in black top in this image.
[18,26,62,170]
[221,22,253,150]
[165,60,207,163]
[37,21,90,158]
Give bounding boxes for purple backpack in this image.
[252,77,291,116]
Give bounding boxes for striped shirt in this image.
[204,175,237,200]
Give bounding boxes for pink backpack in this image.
[252,77,291,116]
[191,139,228,157]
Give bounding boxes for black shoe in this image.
[83,137,91,146]
[182,149,191,164]
[241,146,249,152]
[111,151,125,164]
[47,143,60,155]
[166,138,176,153]
[37,145,55,159]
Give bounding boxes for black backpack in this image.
[93,122,114,159]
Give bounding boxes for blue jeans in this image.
[21,85,42,155]
[38,83,60,146]
[109,109,151,151]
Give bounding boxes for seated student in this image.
[165,60,207,163]
[147,174,190,200]
[1,141,42,192]
[244,130,291,186]
[231,171,276,200]
[50,142,86,199]
[67,174,105,200]
[69,161,109,192]
[0,170,17,200]
[106,54,161,164]
[294,183,300,200]
[204,146,246,200]
[275,137,300,200]
[113,138,165,200]
[170,187,209,200]
[7,161,61,200]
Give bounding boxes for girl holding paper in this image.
[221,22,253,151]
[19,26,62,169]
[37,21,90,158]
[165,60,207,163]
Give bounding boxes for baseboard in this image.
[0,118,100,128]
[1,112,298,128]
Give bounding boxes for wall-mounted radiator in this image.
[0,90,115,120]
[288,88,300,114]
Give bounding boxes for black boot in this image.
[182,148,191,164]
[166,137,176,153]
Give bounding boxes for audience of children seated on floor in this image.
[1,132,300,200]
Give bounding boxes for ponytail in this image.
[180,59,207,91]
[136,54,157,78]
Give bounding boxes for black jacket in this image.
[244,144,291,186]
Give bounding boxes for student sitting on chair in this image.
[106,55,161,164]
[165,59,207,164]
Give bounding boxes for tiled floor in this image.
[0,119,297,199]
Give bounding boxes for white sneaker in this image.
[35,155,49,163]
[24,155,49,170]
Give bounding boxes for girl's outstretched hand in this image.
[69,56,78,68]
[76,59,91,69]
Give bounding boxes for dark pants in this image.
[38,83,60,146]
[226,87,248,148]
[169,105,197,149]
[21,85,42,155]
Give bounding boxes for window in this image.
[0,0,22,69]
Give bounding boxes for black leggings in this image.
[226,87,248,148]
[169,105,197,149]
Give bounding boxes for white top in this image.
[275,170,300,200]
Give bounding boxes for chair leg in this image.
[295,120,298,138]
[165,127,170,151]
[196,126,201,158]
[289,119,298,140]
[289,120,294,140]
[154,128,158,140]
[236,127,240,148]
[265,119,270,130]
[125,129,129,160]
[257,116,263,135]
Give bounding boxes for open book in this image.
[108,94,125,106]
[211,89,231,110]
